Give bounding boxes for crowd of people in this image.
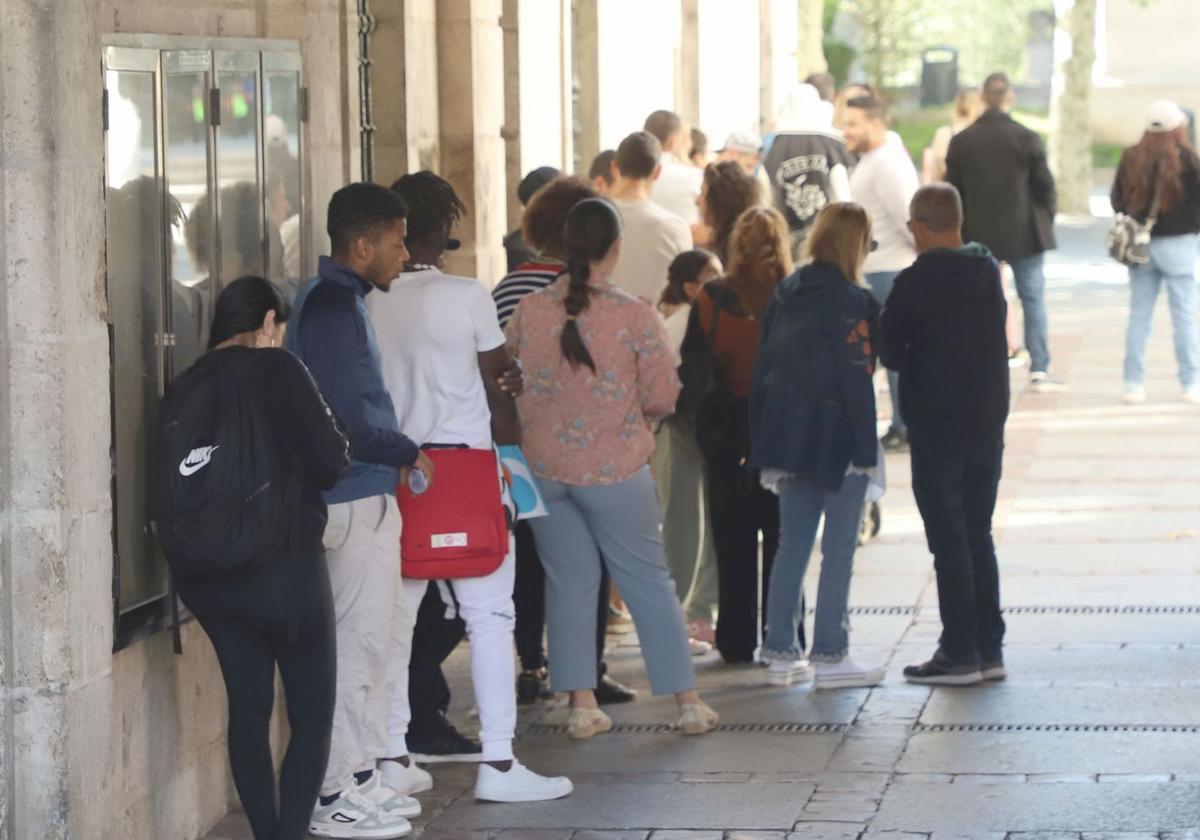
[150,67,1200,840]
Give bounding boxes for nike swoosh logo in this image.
[179,445,219,476]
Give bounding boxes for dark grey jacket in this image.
[946,109,1057,262]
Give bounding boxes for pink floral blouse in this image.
[506,276,681,486]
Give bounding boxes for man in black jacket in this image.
[881,183,1010,686]
[947,72,1066,393]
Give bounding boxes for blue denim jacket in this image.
[287,257,418,503]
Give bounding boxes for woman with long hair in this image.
[159,276,351,840]
[696,160,764,264]
[506,198,718,739]
[1111,100,1200,404]
[749,203,885,689]
[922,88,983,184]
[680,206,798,664]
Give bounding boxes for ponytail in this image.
[559,198,622,373]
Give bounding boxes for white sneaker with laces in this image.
[475,759,574,803]
[1123,384,1147,404]
[814,656,886,689]
[1183,385,1200,404]
[355,771,421,818]
[766,658,814,686]
[379,757,433,796]
[309,785,412,839]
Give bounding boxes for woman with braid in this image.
[506,198,718,741]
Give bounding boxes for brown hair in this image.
[725,207,793,319]
[660,248,718,308]
[522,176,600,259]
[560,198,622,372]
[806,202,873,284]
[982,72,1011,109]
[644,110,683,146]
[1122,128,1198,214]
[702,160,763,264]
[616,131,662,180]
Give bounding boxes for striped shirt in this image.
[492,261,565,329]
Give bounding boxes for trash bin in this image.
[921,47,959,107]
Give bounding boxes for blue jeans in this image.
[867,271,904,432]
[1009,253,1050,374]
[1123,233,1199,388]
[762,473,869,661]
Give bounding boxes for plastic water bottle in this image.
[407,468,429,495]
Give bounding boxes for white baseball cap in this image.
[1146,100,1187,134]
[720,130,763,155]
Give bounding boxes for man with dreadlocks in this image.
[367,171,574,806]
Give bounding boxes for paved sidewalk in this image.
[206,225,1200,839]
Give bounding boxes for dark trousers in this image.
[408,583,466,733]
[704,447,805,662]
[513,519,610,675]
[911,443,1006,666]
[183,565,336,840]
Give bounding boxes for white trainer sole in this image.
[903,669,984,686]
[815,668,887,689]
[308,819,413,839]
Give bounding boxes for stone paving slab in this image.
[996,512,1200,545]
[897,731,1200,776]
[872,781,1200,832]
[428,780,815,831]
[1001,613,1200,645]
[929,575,1200,608]
[507,732,841,775]
[920,685,1200,726]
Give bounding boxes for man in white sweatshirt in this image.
[645,110,705,224]
[843,94,919,450]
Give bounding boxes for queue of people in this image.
[149,82,1197,840]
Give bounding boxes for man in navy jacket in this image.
[287,182,434,838]
[881,183,1010,688]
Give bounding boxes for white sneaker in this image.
[475,759,574,803]
[379,757,433,796]
[689,637,713,656]
[1122,384,1147,404]
[355,771,421,818]
[766,658,814,686]
[1183,385,1200,404]
[309,786,412,839]
[814,656,886,689]
[1030,372,1069,393]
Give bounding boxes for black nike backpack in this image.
[153,357,299,648]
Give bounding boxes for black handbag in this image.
[677,291,746,457]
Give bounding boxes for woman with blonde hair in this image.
[680,205,801,664]
[922,88,983,184]
[748,202,885,689]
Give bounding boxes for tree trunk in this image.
[1048,0,1097,215]
[797,0,827,79]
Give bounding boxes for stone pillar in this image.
[0,1,116,838]
[572,0,600,176]
[438,0,508,284]
[502,0,523,233]
[372,0,441,183]
[759,0,775,135]
[796,0,827,80]
[678,0,700,127]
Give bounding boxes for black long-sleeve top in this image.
[1111,147,1200,238]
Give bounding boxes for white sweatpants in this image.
[386,546,518,762]
[321,494,412,795]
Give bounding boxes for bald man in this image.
[880,182,1010,687]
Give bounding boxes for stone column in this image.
[0,1,116,837]
[572,0,600,176]
[438,0,508,283]
[371,0,441,183]
[759,0,775,135]
[678,0,700,128]
[502,0,523,233]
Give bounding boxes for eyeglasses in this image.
[869,239,879,252]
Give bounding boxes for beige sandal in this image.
[567,706,613,740]
[677,701,719,735]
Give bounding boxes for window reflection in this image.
[265,73,304,296]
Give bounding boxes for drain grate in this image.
[916,723,1200,734]
[522,721,849,737]
[822,605,1200,617]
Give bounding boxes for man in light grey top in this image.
[608,131,694,303]
[645,110,705,224]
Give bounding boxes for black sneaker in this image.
[981,659,1007,681]
[881,426,908,451]
[517,668,550,705]
[903,654,983,686]
[595,673,637,705]
[408,715,483,764]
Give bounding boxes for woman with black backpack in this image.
[156,276,350,840]
[680,206,797,665]
[1111,100,1200,405]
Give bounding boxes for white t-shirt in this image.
[660,303,691,353]
[368,268,506,449]
[850,141,919,274]
[650,152,704,224]
[610,197,693,303]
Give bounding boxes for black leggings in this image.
[184,565,336,840]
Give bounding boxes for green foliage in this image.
[824,37,857,87]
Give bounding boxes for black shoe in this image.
[981,659,1007,681]
[881,426,908,451]
[594,673,637,705]
[408,715,483,763]
[903,653,983,686]
[517,668,550,705]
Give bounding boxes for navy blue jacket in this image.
[286,256,418,504]
[880,243,1009,453]
[748,262,879,490]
